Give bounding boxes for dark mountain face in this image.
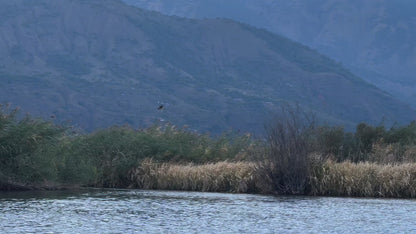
[123,0,416,108]
[0,0,414,133]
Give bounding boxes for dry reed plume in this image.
[129,159,260,193]
[310,160,416,198]
[130,158,416,198]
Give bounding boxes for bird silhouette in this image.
[158,105,164,110]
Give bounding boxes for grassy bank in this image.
[2,105,416,198]
[129,159,260,193]
[0,105,256,190]
[128,159,416,198]
[310,161,416,198]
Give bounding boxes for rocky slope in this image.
[0,0,414,133]
[124,0,416,107]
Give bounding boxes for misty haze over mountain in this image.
[0,0,414,133]
[124,0,416,108]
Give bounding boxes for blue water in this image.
[1,189,415,233]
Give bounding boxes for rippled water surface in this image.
[1,189,416,233]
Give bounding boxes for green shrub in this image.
[0,105,66,184]
[355,123,385,156]
[384,122,416,145]
[51,124,254,188]
[314,126,345,157]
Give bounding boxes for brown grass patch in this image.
[129,159,416,198]
[129,159,261,193]
[310,160,416,198]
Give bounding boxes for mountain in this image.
[0,0,414,133]
[123,0,416,108]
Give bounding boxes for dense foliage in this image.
[0,106,253,189]
[258,106,416,195]
[0,105,66,188]
[1,105,416,197]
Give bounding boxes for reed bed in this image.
[3,105,416,198]
[129,159,416,197]
[129,159,260,193]
[310,161,416,198]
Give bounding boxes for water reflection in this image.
[1,189,416,233]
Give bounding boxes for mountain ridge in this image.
[123,0,416,108]
[0,0,414,133]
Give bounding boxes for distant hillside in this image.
[124,0,416,108]
[0,0,414,133]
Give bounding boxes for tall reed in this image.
[310,160,416,198]
[129,159,261,193]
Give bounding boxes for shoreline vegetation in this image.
[2,104,416,198]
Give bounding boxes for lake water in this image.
[0,189,415,233]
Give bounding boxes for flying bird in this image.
[158,105,164,110]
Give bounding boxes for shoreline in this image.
[3,160,416,199]
[2,106,416,199]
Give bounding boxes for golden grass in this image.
[129,159,260,193]
[310,160,416,198]
[129,158,416,198]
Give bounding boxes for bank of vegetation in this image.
[1,104,416,198]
